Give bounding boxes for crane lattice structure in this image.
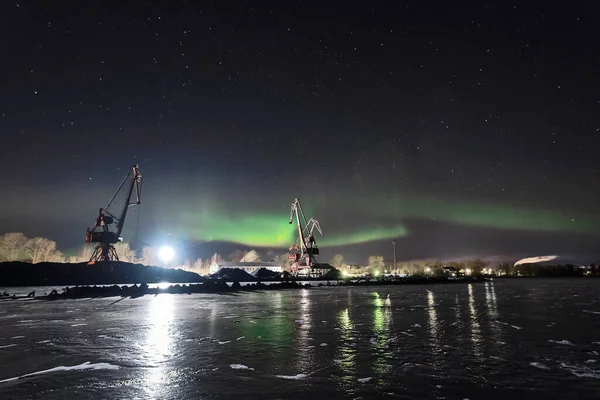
[288,198,324,276]
[85,165,142,264]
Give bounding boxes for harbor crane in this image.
[288,198,324,276]
[85,165,142,264]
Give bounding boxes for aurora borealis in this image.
[1,2,599,264]
[172,191,598,248]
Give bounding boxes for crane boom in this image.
[85,165,143,264]
[116,166,142,238]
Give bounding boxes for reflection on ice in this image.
[296,289,315,372]
[371,292,392,385]
[427,290,442,358]
[468,284,482,360]
[336,307,355,389]
[485,281,503,348]
[143,294,175,396]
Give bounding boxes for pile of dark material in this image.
[31,280,312,300]
[322,268,343,280]
[0,261,204,286]
[251,268,282,279]
[209,268,255,281]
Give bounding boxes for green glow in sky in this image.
[319,225,408,247]
[178,210,408,247]
[365,195,598,234]
[180,212,293,247]
[176,192,599,248]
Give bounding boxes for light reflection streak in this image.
[427,290,442,357]
[296,289,314,372]
[371,292,392,385]
[485,281,502,351]
[336,308,356,390]
[143,294,175,397]
[468,284,482,360]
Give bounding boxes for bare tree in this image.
[115,242,136,263]
[330,254,344,270]
[195,258,211,275]
[180,258,210,275]
[48,250,66,263]
[229,249,247,262]
[0,232,30,261]
[465,259,488,275]
[79,245,95,263]
[241,249,261,262]
[273,253,292,268]
[138,246,158,266]
[211,252,224,263]
[368,255,385,270]
[25,237,58,263]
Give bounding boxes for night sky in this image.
[1,1,599,264]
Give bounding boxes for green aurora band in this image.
[177,195,599,248]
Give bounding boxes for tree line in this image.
[1,232,596,277]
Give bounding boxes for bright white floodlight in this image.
[158,246,175,263]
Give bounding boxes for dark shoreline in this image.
[1,276,493,301]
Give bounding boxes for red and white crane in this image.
[288,198,324,276]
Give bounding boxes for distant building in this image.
[443,266,458,277]
[294,262,335,277]
[209,261,282,275]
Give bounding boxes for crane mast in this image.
[85,165,142,264]
[288,198,324,276]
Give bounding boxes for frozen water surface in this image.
[1,279,599,399]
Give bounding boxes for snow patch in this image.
[230,364,254,371]
[0,344,17,349]
[276,373,307,380]
[530,362,550,370]
[218,341,231,345]
[549,340,575,346]
[319,343,328,347]
[11,336,25,339]
[358,377,372,383]
[560,363,600,379]
[70,324,87,327]
[0,361,119,384]
[236,336,245,341]
[497,321,523,330]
